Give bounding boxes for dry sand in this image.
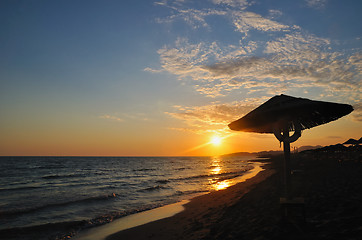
[106,154,362,240]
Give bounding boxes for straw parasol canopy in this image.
[228,94,353,136]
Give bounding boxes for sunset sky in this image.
[1,0,361,156]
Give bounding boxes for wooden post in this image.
[283,124,291,199]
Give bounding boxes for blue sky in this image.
[0,0,361,156]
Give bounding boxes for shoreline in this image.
[73,160,269,240]
[103,154,362,240]
[72,200,189,240]
[105,160,274,240]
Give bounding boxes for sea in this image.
[0,155,261,240]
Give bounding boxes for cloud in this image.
[165,98,266,133]
[231,11,289,35]
[154,1,167,6]
[155,0,288,35]
[349,52,362,73]
[122,113,150,121]
[268,9,283,18]
[150,30,361,98]
[154,0,186,6]
[264,32,330,55]
[99,115,124,122]
[212,0,250,9]
[170,8,227,29]
[155,38,210,79]
[152,37,252,78]
[204,50,360,91]
[155,2,227,29]
[305,0,327,9]
[99,113,150,122]
[151,0,361,107]
[150,38,268,96]
[144,67,164,73]
[351,103,362,122]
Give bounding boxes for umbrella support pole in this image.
[283,125,291,199]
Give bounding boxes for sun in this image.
[210,135,222,146]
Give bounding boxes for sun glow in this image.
[210,135,222,146]
[182,133,235,155]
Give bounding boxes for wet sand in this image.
[73,200,189,240]
[106,154,362,240]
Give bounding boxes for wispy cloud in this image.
[148,38,263,97]
[212,0,250,9]
[165,98,267,134]
[206,48,358,89]
[144,67,164,73]
[122,113,150,121]
[305,0,328,9]
[151,33,360,98]
[99,114,124,122]
[99,113,150,122]
[351,103,362,122]
[231,11,289,36]
[264,32,330,54]
[151,0,361,131]
[156,1,289,35]
[155,2,227,29]
[268,9,283,18]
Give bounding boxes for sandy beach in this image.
[106,153,362,240]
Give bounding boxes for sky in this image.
[0,0,361,156]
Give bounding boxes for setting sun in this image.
[210,136,222,146]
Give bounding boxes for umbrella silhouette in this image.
[228,94,353,197]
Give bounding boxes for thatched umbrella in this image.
[228,94,353,198]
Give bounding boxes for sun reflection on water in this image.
[208,156,233,191]
[211,166,221,175]
[214,180,230,190]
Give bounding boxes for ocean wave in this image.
[174,190,208,196]
[41,173,86,180]
[174,167,191,171]
[155,179,170,184]
[0,203,166,240]
[173,170,248,182]
[132,168,156,172]
[36,164,67,170]
[0,193,118,218]
[0,186,42,192]
[139,185,169,192]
